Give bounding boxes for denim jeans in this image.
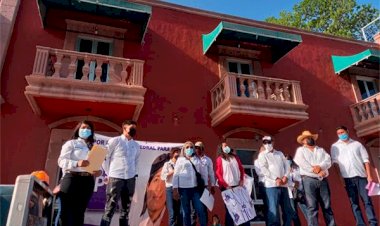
[264,187,294,226]
[289,198,302,226]
[178,187,206,226]
[166,187,182,226]
[344,177,378,226]
[303,177,336,226]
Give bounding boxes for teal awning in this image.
[37,0,151,43]
[202,21,302,62]
[331,49,380,74]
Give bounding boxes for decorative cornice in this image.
[217,45,262,59]
[65,19,127,39]
[131,0,380,48]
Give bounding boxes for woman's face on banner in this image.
[146,168,166,214]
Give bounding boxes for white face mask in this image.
[264,144,273,152]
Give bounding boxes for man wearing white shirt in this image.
[331,126,378,226]
[257,136,294,226]
[100,120,140,226]
[294,130,336,226]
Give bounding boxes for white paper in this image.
[200,189,214,211]
[367,181,380,196]
[81,145,107,173]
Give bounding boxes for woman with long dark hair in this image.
[161,147,182,226]
[215,142,249,226]
[57,120,102,226]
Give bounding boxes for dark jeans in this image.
[265,187,293,226]
[258,182,268,224]
[303,177,336,226]
[191,188,208,226]
[100,177,136,226]
[178,187,206,226]
[289,198,302,226]
[344,177,378,226]
[290,187,309,226]
[59,173,95,226]
[166,187,182,226]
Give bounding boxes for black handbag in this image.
[190,161,205,193]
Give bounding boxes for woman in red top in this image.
[215,142,249,226]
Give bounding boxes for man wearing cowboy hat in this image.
[294,131,336,226]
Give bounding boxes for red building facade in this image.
[1,0,379,225]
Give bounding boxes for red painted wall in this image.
[1,1,379,225]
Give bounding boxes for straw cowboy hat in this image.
[297,130,318,144]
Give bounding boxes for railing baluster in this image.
[257,80,265,99]
[283,83,291,102]
[82,57,90,81]
[52,52,63,77]
[274,82,281,101]
[265,81,272,100]
[94,59,104,82]
[108,61,116,83]
[67,55,77,79]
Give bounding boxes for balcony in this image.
[24,46,146,122]
[350,93,380,138]
[210,73,309,133]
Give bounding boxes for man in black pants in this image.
[100,120,140,226]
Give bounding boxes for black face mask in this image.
[306,137,315,146]
[128,128,137,137]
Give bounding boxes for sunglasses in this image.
[263,140,272,144]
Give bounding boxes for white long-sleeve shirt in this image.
[331,139,369,178]
[257,149,290,188]
[172,157,200,189]
[288,167,303,190]
[58,138,90,174]
[254,159,265,183]
[192,155,216,186]
[294,146,331,179]
[102,135,140,179]
[161,160,176,187]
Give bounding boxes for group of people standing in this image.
[57,119,139,226]
[254,127,378,226]
[55,118,378,226]
[162,140,249,226]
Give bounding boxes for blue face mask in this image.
[79,128,92,139]
[338,133,349,141]
[185,148,194,157]
[223,146,231,154]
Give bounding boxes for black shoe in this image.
[100,219,111,226]
[119,218,128,226]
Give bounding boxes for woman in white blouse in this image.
[172,141,207,226]
[215,142,249,226]
[57,120,102,226]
